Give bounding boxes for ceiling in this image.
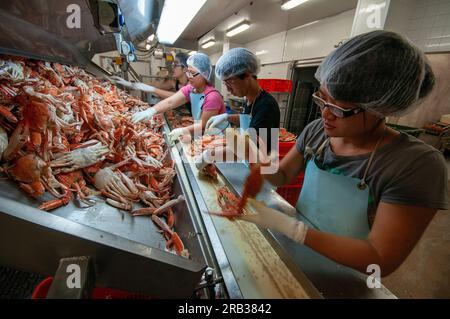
[174,0,357,54]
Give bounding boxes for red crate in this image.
[279,141,296,157]
[258,79,293,93]
[276,185,302,206]
[31,277,152,299]
[276,172,304,206]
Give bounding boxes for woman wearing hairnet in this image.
[131,53,226,141]
[205,48,280,150]
[238,31,448,276]
[112,52,190,102]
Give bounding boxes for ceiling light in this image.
[255,50,268,56]
[281,0,310,10]
[156,0,207,44]
[226,21,251,37]
[147,34,155,42]
[145,44,151,50]
[201,39,216,49]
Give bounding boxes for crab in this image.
[50,141,109,174]
[209,164,263,218]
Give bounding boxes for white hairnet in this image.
[187,53,212,82]
[315,30,435,117]
[215,48,260,81]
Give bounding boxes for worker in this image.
[130,53,226,141]
[205,48,280,152]
[237,30,448,276]
[112,52,190,101]
[112,52,193,115]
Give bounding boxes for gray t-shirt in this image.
[296,119,448,226]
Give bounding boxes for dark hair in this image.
[175,52,189,68]
[237,73,257,80]
[419,61,435,99]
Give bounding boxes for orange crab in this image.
[210,164,264,218]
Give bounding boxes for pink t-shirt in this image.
[181,84,226,114]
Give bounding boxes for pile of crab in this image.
[0,55,187,256]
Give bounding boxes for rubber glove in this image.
[195,149,215,171]
[111,77,155,93]
[168,127,190,142]
[131,82,155,93]
[241,198,308,244]
[132,108,157,123]
[111,76,133,88]
[206,113,229,130]
[225,130,273,166]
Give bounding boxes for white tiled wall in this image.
[245,31,287,64]
[209,52,222,66]
[243,10,355,65]
[283,10,355,61]
[258,62,291,79]
[404,0,450,52]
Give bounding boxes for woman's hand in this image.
[241,198,308,244]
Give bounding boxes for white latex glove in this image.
[241,198,308,244]
[132,108,157,123]
[131,82,155,93]
[195,149,215,171]
[110,76,133,88]
[224,131,273,165]
[168,127,189,142]
[206,113,229,130]
[111,77,155,93]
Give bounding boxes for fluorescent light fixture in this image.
[255,50,268,56]
[147,34,155,42]
[189,51,197,56]
[226,21,251,37]
[281,0,310,10]
[145,43,151,50]
[201,39,216,49]
[293,20,319,30]
[157,0,207,44]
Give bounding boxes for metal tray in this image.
[0,156,208,298]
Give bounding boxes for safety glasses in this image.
[223,76,239,87]
[185,71,200,79]
[312,92,365,118]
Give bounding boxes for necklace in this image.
[248,88,262,118]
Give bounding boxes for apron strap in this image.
[308,125,387,190]
[193,89,221,112]
[358,126,387,189]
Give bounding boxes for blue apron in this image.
[189,91,204,121]
[238,114,252,166]
[190,89,229,132]
[296,138,381,239]
[239,114,251,134]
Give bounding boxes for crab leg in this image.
[153,195,184,215]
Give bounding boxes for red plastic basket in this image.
[258,79,293,93]
[31,277,152,299]
[276,185,302,206]
[279,141,296,157]
[276,171,304,206]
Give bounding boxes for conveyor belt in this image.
[175,140,319,298]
